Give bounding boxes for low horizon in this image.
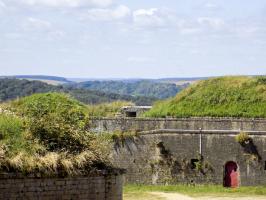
[1,73,265,80]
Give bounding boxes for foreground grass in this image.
[124,185,266,197]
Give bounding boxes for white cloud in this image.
[22,17,51,31]
[83,5,130,21]
[0,0,6,8]
[4,33,22,39]
[127,56,155,63]
[133,8,165,27]
[15,0,113,8]
[0,0,6,14]
[197,17,225,29]
[204,2,220,10]
[48,30,65,40]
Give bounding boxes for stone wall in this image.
[90,117,266,186]
[110,130,266,186]
[0,173,123,200]
[90,117,266,132]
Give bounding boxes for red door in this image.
[224,161,239,188]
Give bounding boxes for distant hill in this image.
[72,80,188,99]
[0,75,72,85]
[156,77,208,86]
[145,76,266,118]
[0,78,157,105]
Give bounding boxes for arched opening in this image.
[224,161,239,188]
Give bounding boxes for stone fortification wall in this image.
[0,173,123,200]
[90,117,266,186]
[90,117,266,132]
[111,130,266,186]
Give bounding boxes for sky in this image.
[0,0,266,78]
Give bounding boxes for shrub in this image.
[10,93,90,152]
[0,93,113,176]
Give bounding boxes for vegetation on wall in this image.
[0,93,112,176]
[235,132,261,162]
[235,132,251,145]
[145,76,266,118]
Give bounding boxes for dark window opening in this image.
[191,159,199,170]
[264,161,266,170]
[126,112,137,117]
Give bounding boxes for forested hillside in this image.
[0,78,157,105]
[72,80,187,99]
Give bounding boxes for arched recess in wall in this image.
[224,161,239,188]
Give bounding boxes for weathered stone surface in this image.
[0,175,123,200]
[90,117,266,186]
[90,117,266,132]
[110,131,266,186]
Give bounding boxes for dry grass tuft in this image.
[37,153,59,174]
[60,157,75,175]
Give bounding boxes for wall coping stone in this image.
[0,169,126,179]
[91,117,266,122]
[139,129,266,136]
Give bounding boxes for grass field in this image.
[124,185,266,200]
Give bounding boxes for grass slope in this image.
[145,76,266,118]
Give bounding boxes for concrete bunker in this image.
[121,106,152,118]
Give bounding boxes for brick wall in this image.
[0,174,123,200]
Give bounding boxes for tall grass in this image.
[87,101,133,117]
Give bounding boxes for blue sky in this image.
[0,0,266,78]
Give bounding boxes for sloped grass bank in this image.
[145,76,266,118]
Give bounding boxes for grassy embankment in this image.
[0,93,112,176]
[124,185,266,199]
[145,76,266,118]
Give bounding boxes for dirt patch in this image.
[151,192,194,200]
[150,192,266,200]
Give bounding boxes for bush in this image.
[10,93,90,152]
[0,93,113,176]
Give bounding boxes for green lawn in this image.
[124,184,266,198]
